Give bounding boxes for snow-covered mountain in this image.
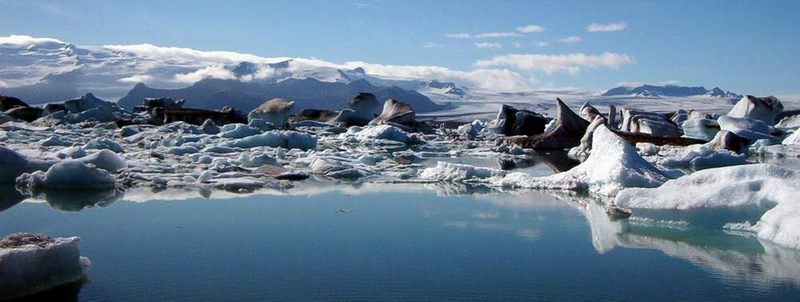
[602,84,742,99]
[0,35,467,106]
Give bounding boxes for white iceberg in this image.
[0,146,53,183]
[493,126,671,196]
[353,125,414,143]
[225,130,317,150]
[0,233,91,300]
[783,130,800,145]
[420,162,506,182]
[75,149,127,173]
[16,160,117,189]
[615,164,800,249]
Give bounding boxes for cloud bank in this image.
[475,52,635,74]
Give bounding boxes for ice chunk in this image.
[776,114,800,131]
[0,146,54,183]
[75,150,127,173]
[654,145,747,171]
[238,152,278,168]
[354,125,414,143]
[783,130,800,145]
[120,125,141,137]
[493,126,671,196]
[17,161,117,189]
[201,119,220,134]
[247,118,275,132]
[41,136,72,147]
[615,164,800,249]
[248,98,293,127]
[717,115,777,143]
[420,162,506,182]
[456,120,486,139]
[0,233,90,299]
[681,118,719,141]
[167,145,200,155]
[83,137,124,153]
[219,124,262,139]
[726,95,783,125]
[225,130,317,150]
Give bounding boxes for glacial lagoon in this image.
[2,184,799,301]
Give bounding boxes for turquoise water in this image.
[1,186,799,301]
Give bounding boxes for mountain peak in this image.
[602,84,741,99]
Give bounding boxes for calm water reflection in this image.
[1,185,799,301]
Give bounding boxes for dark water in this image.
[1,186,799,301]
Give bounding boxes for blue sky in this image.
[0,0,798,94]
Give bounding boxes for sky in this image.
[0,0,798,94]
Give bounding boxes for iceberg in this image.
[494,126,671,196]
[0,233,90,300]
[420,162,506,182]
[16,160,117,189]
[225,130,317,150]
[615,164,800,249]
[0,146,53,183]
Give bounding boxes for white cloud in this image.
[117,74,154,84]
[474,52,635,74]
[174,64,236,83]
[445,33,471,39]
[536,41,549,47]
[558,36,582,44]
[475,42,502,50]
[339,61,528,91]
[447,32,522,39]
[0,79,7,88]
[512,42,522,48]
[476,32,522,38]
[104,43,289,65]
[423,42,440,48]
[0,35,66,46]
[515,24,545,33]
[587,22,627,32]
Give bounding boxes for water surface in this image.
[1,186,799,301]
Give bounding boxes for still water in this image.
[1,184,799,301]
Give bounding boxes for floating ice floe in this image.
[493,126,671,196]
[420,161,506,182]
[224,130,317,150]
[641,144,748,172]
[615,164,800,249]
[16,160,117,190]
[0,146,54,183]
[247,98,294,128]
[0,233,91,300]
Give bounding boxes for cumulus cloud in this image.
[474,52,635,74]
[587,22,627,32]
[0,35,66,45]
[117,74,153,84]
[558,36,582,44]
[515,24,545,33]
[475,42,502,50]
[337,61,528,91]
[104,43,289,65]
[475,32,522,38]
[445,32,523,39]
[445,33,471,39]
[174,64,236,83]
